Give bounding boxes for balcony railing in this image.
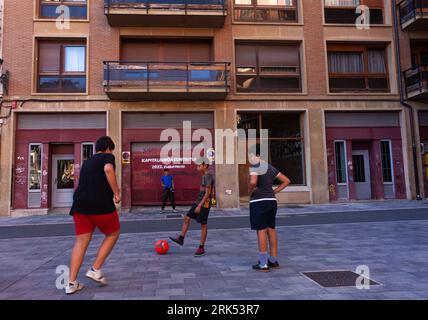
[103,61,230,100]
[104,0,227,27]
[404,65,428,100]
[398,0,428,30]
[234,4,298,23]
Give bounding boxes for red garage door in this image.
[131,142,207,205]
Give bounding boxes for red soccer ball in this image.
[155,240,169,255]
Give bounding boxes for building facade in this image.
[396,0,428,199]
[0,0,425,216]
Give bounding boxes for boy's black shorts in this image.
[249,200,278,230]
[187,204,210,225]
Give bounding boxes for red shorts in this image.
[73,211,120,236]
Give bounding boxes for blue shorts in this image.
[249,200,278,230]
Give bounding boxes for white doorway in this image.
[51,154,75,208]
[352,150,371,200]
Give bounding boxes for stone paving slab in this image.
[1,200,427,227]
[1,218,428,300]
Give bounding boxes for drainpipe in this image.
[392,1,422,200]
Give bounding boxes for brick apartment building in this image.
[396,0,428,199]
[0,0,426,216]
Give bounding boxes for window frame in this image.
[333,140,349,185]
[235,41,302,93]
[37,40,87,93]
[323,0,384,25]
[327,43,390,92]
[237,111,306,186]
[233,0,299,24]
[81,142,95,163]
[38,0,88,20]
[380,139,394,185]
[28,143,43,193]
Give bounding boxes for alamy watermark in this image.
[355,265,371,290]
[158,121,270,172]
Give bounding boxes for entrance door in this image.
[352,150,371,200]
[52,155,75,207]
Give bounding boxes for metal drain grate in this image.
[166,214,182,219]
[302,270,380,288]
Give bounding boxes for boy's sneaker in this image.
[268,260,280,269]
[194,247,205,257]
[65,281,84,295]
[169,236,184,246]
[86,267,107,286]
[172,209,179,213]
[160,209,165,214]
[252,262,270,272]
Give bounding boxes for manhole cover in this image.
[166,214,182,219]
[302,270,380,288]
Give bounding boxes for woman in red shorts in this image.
[66,136,121,295]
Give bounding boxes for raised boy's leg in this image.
[170,215,191,246]
[69,232,93,282]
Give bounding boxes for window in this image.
[334,141,347,183]
[29,144,42,191]
[237,112,305,185]
[39,0,87,19]
[327,44,389,92]
[421,53,428,67]
[81,143,94,162]
[352,154,366,182]
[38,40,86,93]
[235,42,301,93]
[234,0,298,23]
[324,0,383,25]
[381,140,393,183]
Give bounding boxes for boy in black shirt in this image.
[66,136,121,294]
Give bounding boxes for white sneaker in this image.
[65,281,84,295]
[173,209,179,213]
[86,267,108,286]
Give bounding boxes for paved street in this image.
[0,201,428,300]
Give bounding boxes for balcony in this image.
[104,0,227,27]
[404,65,428,100]
[234,2,298,23]
[398,0,428,31]
[103,61,230,101]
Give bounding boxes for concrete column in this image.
[214,104,239,209]
[0,113,14,216]
[107,105,123,211]
[308,108,329,204]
